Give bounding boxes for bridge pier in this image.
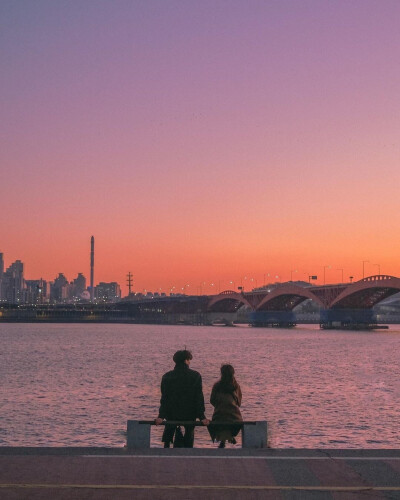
[249,311,296,328]
[320,308,379,330]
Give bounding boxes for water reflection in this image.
[1,323,400,448]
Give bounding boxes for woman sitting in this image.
[208,364,243,448]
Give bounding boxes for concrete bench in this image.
[127,420,267,449]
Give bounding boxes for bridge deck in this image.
[1,447,400,499]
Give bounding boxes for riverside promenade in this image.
[1,447,400,499]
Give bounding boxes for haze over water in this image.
[1,323,399,449]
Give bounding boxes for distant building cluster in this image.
[0,253,121,304]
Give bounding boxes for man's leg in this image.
[183,425,195,448]
[173,426,185,448]
[162,425,175,448]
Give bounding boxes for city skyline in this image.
[0,249,122,303]
[0,242,392,298]
[1,1,400,294]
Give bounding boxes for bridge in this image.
[207,275,400,328]
[118,275,400,329]
[1,276,400,329]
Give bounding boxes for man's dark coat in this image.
[158,363,206,421]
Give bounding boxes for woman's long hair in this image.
[214,364,238,393]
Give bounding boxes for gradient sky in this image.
[1,0,400,295]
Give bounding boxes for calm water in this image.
[1,323,400,448]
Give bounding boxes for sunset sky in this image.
[1,0,400,295]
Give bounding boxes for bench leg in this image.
[127,420,151,448]
[242,421,267,448]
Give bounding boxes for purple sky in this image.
[1,1,400,292]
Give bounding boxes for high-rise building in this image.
[50,273,70,302]
[2,260,25,303]
[95,282,121,302]
[25,279,50,304]
[72,273,87,299]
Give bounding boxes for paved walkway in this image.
[1,448,400,499]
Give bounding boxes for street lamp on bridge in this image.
[250,277,258,290]
[290,269,297,281]
[362,260,369,279]
[373,263,381,275]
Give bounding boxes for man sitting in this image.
[155,349,209,447]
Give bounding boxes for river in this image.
[1,323,399,448]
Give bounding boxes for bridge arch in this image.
[207,291,253,312]
[329,275,400,309]
[256,284,325,311]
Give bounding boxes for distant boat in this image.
[211,319,235,327]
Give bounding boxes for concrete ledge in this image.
[2,447,400,457]
[2,447,400,500]
[127,420,267,449]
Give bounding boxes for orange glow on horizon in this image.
[2,2,400,295]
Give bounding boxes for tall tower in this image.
[90,236,94,302]
[0,253,4,301]
[127,272,133,296]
